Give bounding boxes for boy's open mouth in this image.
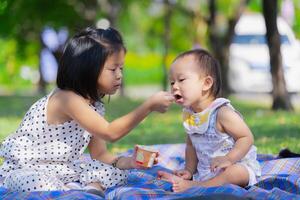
[174,94,181,100]
[174,94,183,104]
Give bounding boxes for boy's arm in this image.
[185,136,198,174]
[217,106,254,164]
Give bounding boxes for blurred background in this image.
[0,0,300,155]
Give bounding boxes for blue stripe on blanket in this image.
[1,144,300,199]
[0,187,103,200]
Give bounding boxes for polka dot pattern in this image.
[80,159,128,189]
[0,92,128,191]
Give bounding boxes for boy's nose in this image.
[172,82,179,90]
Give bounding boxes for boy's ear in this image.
[202,76,213,91]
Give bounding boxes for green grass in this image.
[0,95,300,155]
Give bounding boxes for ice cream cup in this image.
[135,145,158,168]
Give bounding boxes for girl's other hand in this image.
[148,91,174,113]
[174,169,192,180]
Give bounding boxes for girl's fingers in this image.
[133,145,138,157]
[168,95,175,101]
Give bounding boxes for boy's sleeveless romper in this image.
[183,98,261,185]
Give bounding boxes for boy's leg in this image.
[171,164,249,192]
[199,164,249,187]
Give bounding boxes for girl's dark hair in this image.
[174,49,222,98]
[57,27,126,102]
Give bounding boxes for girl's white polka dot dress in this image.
[0,91,128,192]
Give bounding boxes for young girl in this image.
[157,49,261,192]
[0,27,174,193]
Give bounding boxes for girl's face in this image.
[97,50,125,95]
[169,55,213,111]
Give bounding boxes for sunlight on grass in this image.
[0,117,22,139]
[0,94,300,155]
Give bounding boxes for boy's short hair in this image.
[174,49,222,98]
[57,27,126,102]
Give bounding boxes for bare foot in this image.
[157,171,182,183]
[157,171,201,193]
[172,179,200,193]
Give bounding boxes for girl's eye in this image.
[179,78,185,82]
[170,82,174,85]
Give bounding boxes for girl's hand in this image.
[210,155,233,172]
[174,169,192,180]
[148,91,174,113]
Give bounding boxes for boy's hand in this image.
[210,155,233,172]
[148,91,174,113]
[174,169,192,180]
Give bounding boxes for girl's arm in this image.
[217,106,254,164]
[88,136,116,163]
[88,136,136,169]
[185,136,198,174]
[62,91,174,142]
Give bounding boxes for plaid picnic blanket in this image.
[1,144,300,200]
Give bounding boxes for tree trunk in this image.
[101,0,124,96]
[38,35,47,95]
[262,0,293,111]
[37,63,47,94]
[207,0,249,96]
[162,0,172,91]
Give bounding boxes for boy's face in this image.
[97,50,125,95]
[169,55,212,109]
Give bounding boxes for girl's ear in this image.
[202,76,213,92]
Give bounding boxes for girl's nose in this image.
[117,69,123,79]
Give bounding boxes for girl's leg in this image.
[4,169,66,192]
[80,159,128,189]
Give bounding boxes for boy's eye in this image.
[170,82,174,85]
[179,78,185,82]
